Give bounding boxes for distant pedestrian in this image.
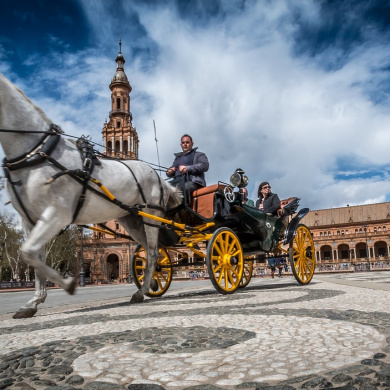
[268,257,276,278]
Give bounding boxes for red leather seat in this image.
[191,184,227,219]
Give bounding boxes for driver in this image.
[166,134,209,200]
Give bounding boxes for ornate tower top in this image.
[110,39,131,89]
[102,40,139,159]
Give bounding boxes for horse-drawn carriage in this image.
[130,168,316,297]
[0,73,315,318]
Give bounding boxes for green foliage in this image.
[45,225,79,275]
[0,211,24,281]
[0,176,79,280]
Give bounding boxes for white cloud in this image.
[2,0,390,211]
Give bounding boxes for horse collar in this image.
[2,123,62,172]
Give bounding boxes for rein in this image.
[0,126,170,170]
[0,128,61,134]
[1,123,168,227]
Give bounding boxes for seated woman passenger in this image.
[255,182,281,216]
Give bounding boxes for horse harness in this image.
[2,123,166,227]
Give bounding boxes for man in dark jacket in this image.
[166,134,209,200]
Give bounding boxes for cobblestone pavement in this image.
[1,272,390,390]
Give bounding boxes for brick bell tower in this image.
[82,41,141,286]
[102,39,139,159]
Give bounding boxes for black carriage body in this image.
[161,183,286,255]
[133,180,315,298]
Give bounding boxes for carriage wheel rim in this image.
[209,229,243,292]
[239,261,253,287]
[133,247,172,296]
[291,225,315,283]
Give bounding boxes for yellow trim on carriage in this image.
[85,225,116,236]
[90,177,116,201]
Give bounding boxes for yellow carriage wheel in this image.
[289,224,315,285]
[239,261,253,288]
[130,245,172,297]
[206,228,244,294]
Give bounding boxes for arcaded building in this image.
[302,202,390,269]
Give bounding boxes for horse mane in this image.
[167,182,183,208]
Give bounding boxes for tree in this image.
[0,175,79,281]
[0,211,24,281]
[45,225,79,275]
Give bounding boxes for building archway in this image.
[374,240,388,257]
[107,253,120,281]
[337,243,350,260]
[320,245,333,261]
[356,242,368,259]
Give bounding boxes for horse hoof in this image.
[130,291,144,304]
[65,278,76,295]
[13,307,37,319]
[150,279,158,292]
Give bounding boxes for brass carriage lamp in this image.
[230,168,248,188]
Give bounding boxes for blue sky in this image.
[1,0,390,210]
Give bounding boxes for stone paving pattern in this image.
[1,272,390,390]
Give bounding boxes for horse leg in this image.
[12,221,48,319]
[13,267,47,319]
[19,206,76,295]
[130,223,160,304]
[117,215,160,304]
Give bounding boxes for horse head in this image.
[0,73,52,160]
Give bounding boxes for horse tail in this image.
[166,182,183,208]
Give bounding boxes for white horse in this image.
[0,73,182,318]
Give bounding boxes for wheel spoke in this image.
[221,233,229,254]
[214,240,224,257]
[224,269,229,289]
[218,269,224,285]
[227,236,236,254]
[229,266,239,279]
[156,275,163,290]
[227,269,235,286]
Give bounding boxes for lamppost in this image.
[363,224,370,271]
[79,227,86,286]
[349,241,355,270]
[128,242,132,284]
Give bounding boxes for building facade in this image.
[302,202,390,270]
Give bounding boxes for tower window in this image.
[116,121,121,128]
[123,140,128,155]
[116,97,121,110]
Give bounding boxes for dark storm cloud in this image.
[292,0,390,70]
[1,0,390,209]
